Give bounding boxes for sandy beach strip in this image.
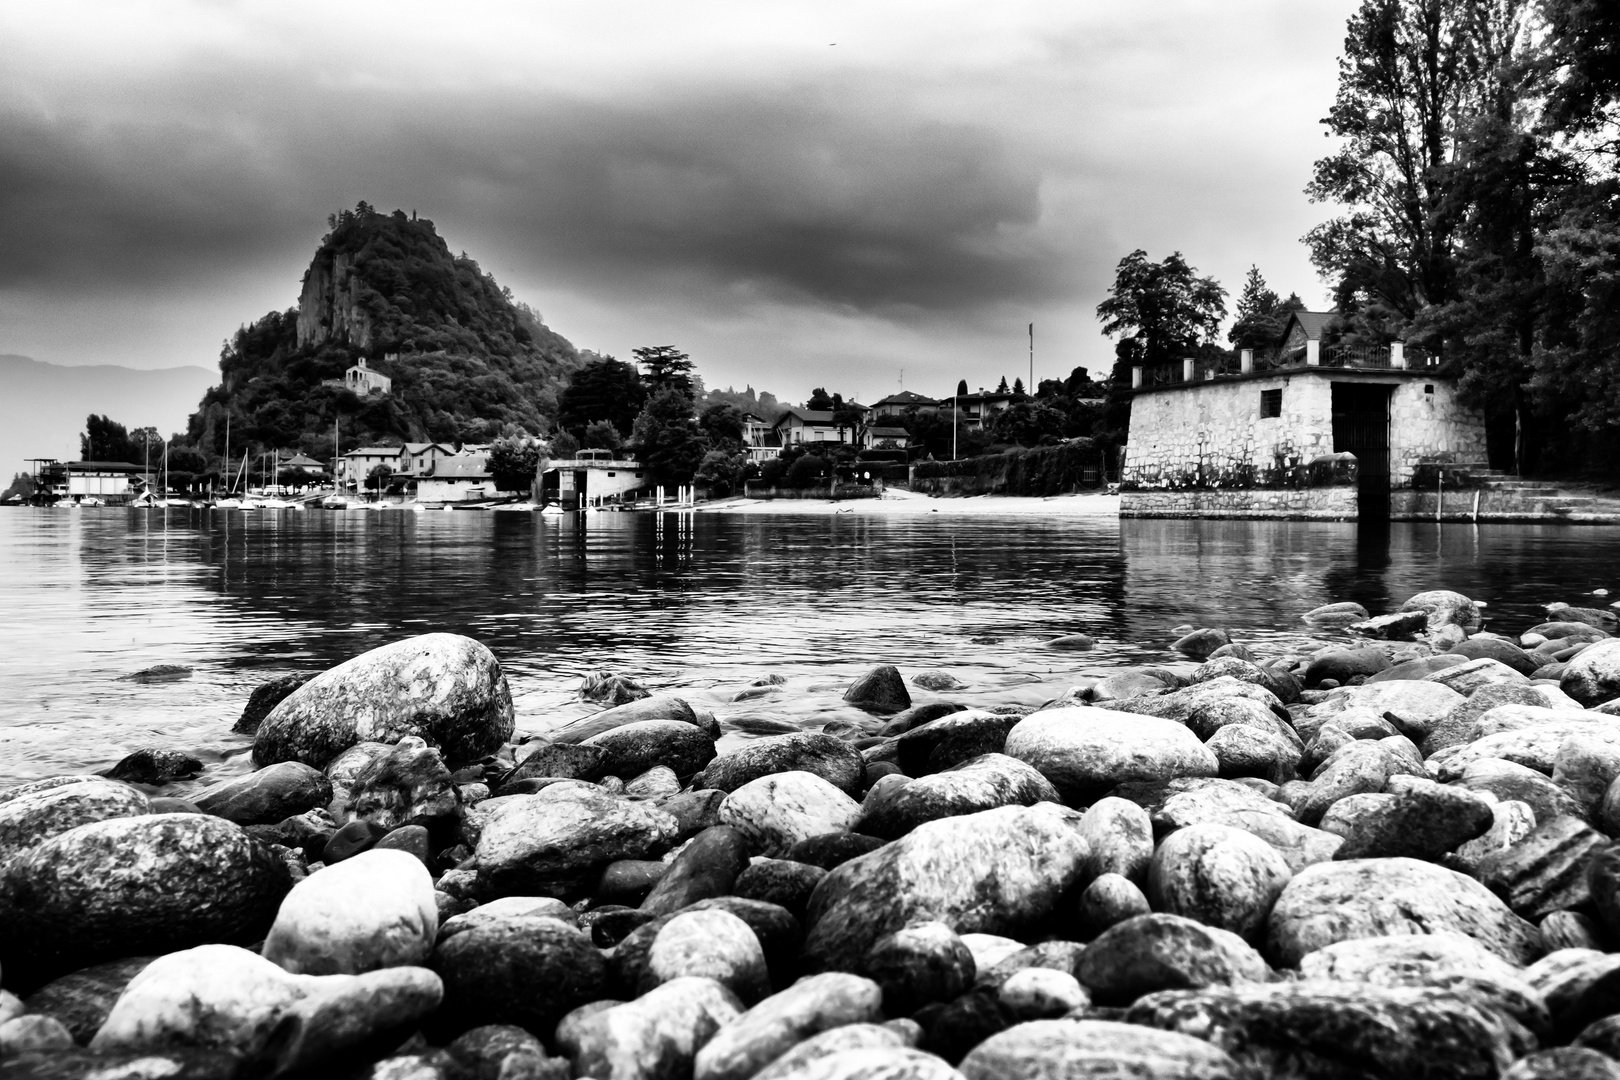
[693,488,1122,516]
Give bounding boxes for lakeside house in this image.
[740,413,783,464]
[866,391,939,423]
[337,446,408,490]
[542,450,647,509]
[772,409,847,446]
[416,453,495,503]
[1119,313,1488,520]
[863,425,910,449]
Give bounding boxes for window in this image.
[1260,389,1283,418]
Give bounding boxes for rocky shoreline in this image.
[5,599,1620,1078]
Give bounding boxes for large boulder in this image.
[1002,707,1218,804]
[895,711,1024,776]
[644,909,770,1004]
[547,694,710,744]
[431,915,607,1039]
[1077,913,1269,1005]
[698,734,865,796]
[718,772,862,858]
[1303,649,1390,688]
[253,634,514,769]
[1267,857,1543,968]
[1148,824,1291,944]
[864,921,976,1016]
[843,665,911,714]
[194,761,333,826]
[582,719,717,780]
[474,784,680,899]
[1075,797,1153,883]
[0,813,291,990]
[0,777,150,869]
[233,673,314,735]
[88,944,442,1075]
[1564,640,1620,708]
[1401,590,1482,633]
[801,803,1088,973]
[641,825,753,916]
[958,1018,1244,1080]
[693,972,884,1080]
[561,976,742,1080]
[1126,981,1532,1080]
[261,848,438,976]
[855,754,1060,840]
[20,956,154,1043]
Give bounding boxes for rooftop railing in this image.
[1133,341,1439,389]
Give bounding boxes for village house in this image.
[280,453,327,478]
[948,389,1016,431]
[416,453,494,503]
[739,413,783,464]
[344,357,392,396]
[398,442,455,477]
[866,391,939,424]
[1119,311,1488,520]
[61,462,145,503]
[862,425,910,450]
[772,409,845,446]
[337,446,404,490]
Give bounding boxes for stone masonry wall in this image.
[1120,487,1359,520]
[1387,379,1488,484]
[1123,374,1332,488]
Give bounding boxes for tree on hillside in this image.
[1227,266,1287,350]
[632,388,707,485]
[1096,250,1227,372]
[634,346,695,398]
[1013,377,1025,396]
[995,376,1009,394]
[806,387,835,411]
[559,356,646,437]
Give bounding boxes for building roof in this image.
[950,391,1016,405]
[345,447,402,458]
[65,461,144,472]
[401,442,450,455]
[425,455,492,479]
[871,391,939,408]
[282,454,324,468]
[774,409,839,427]
[1283,311,1337,341]
[868,426,909,439]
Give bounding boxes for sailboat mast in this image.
[223,413,230,498]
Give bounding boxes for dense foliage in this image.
[912,440,1108,496]
[1301,0,1620,473]
[167,204,583,471]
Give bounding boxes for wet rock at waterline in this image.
[193,760,333,826]
[253,633,514,769]
[233,672,315,735]
[843,664,912,714]
[0,813,292,989]
[1002,707,1218,804]
[102,748,203,786]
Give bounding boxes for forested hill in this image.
[183,203,582,463]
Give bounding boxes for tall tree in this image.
[806,387,836,411]
[633,345,695,398]
[1095,250,1227,370]
[558,356,646,436]
[1228,265,1286,350]
[632,387,706,485]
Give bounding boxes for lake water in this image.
[1,506,1615,789]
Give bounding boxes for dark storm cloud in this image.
[0,1,1356,388]
[0,67,1066,316]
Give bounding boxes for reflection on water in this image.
[0,507,1613,787]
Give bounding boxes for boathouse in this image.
[541,450,646,509]
[1119,312,1488,520]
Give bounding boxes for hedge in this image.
[911,439,1107,496]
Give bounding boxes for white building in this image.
[344,357,392,396]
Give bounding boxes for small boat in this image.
[539,503,566,516]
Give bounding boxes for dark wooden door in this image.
[1332,383,1392,518]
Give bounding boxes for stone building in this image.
[344,357,392,396]
[1120,317,1487,520]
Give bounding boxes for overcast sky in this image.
[2,0,1358,404]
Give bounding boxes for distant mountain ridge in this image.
[0,355,216,478]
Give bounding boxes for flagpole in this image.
[1028,323,1034,394]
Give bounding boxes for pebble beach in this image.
[5,589,1620,1078]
